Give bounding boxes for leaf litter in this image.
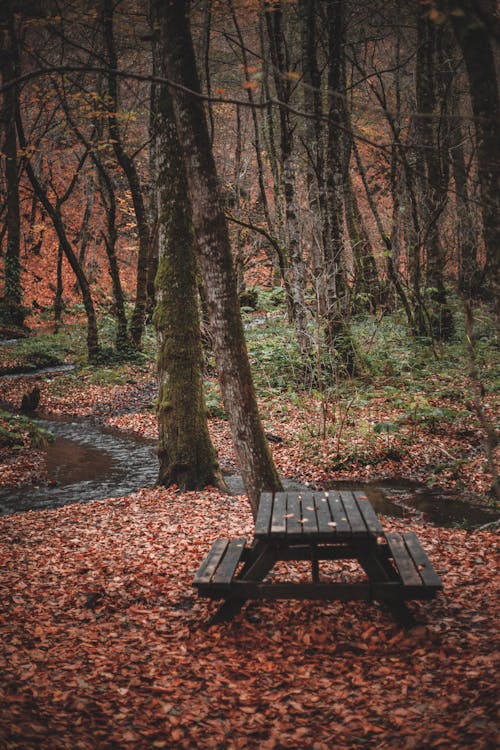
[0,367,498,748]
[0,486,498,749]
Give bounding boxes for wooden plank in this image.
[254,492,274,538]
[403,533,443,589]
[301,493,319,536]
[340,491,367,535]
[219,580,372,601]
[286,492,303,539]
[193,539,229,585]
[270,492,287,537]
[212,537,247,585]
[315,492,335,535]
[354,491,383,535]
[327,492,351,535]
[385,532,422,587]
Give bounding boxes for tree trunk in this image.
[102,0,151,348]
[16,118,100,361]
[97,165,130,352]
[147,48,159,318]
[451,122,481,297]
[53,243,64,330]
[155,0,282,516]
[265,2,311,357]
[447,0,499,309]
[151,2,224,492]
[416,14,454,339]
[298,0,328,318]
[0,7,24,329]
[345,174,381,313]
[324,0,358,373]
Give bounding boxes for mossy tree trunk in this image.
[154,0,282,516]
[151,7,224,492]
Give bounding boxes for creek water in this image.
[0,415,496,527]
[0,416,158,515]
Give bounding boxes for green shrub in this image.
[0,411,54,449]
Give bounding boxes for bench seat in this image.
[193,537,247,591]
[382,532,443,597]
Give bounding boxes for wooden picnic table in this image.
[193,490,442,625]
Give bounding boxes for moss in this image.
[153,81,223,491]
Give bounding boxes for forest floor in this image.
[0,484,498,749]
[0,307,499,748]
[1,313,498,502]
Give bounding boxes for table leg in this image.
[311,546,320,583]
[210,541,276,624]
[356,542,416,627]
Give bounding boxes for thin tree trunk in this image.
[147,40,160,317]
[451,122,480,296]
[102,0,150,348]
[54,243,64,330]
[77,173,96,266]
[353,138,415,331]
[233,103,245,294]
[0,7,24,329]
[97,165,130,351]
[298,0,327,318]
[265,1,310,357]
[345,174,381,312]
[156,0,282,516]
[324,0,358,372]
[16,117,100,361]
[416,15,454,339]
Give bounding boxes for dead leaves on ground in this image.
[1,488,498,749]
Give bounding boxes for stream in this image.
[0,415,496,527]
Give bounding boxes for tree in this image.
[153,0,282,516]
[264,0,311,358]
[151,5,224,492]
[444,0,499,310]
[415,12,454,339]
[323,0,358,371]
[101,0,152,348]
[0,3,24,331]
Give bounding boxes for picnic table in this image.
[193,490,442,625]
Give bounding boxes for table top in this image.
[254,490,383,542]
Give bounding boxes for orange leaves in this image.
[1,485,498,749]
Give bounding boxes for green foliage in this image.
[0,335,67,374]
[87,366,131,385]
[255,286,286,311]
[238,287,259,310]
[204,382,226,419]
[247,323,305,391]
[374,421,399,436]
[0,410,54,449]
